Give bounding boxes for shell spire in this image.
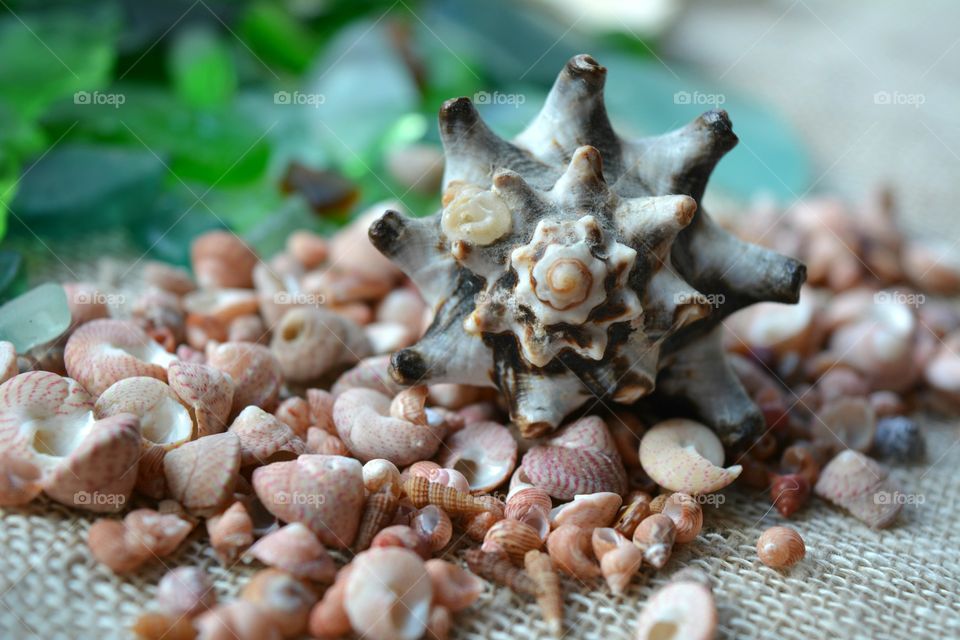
[370,54,806,444]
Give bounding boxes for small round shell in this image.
[549,492,622,530]
[344,548,432,640]
[229,406,305,466]
[191,230,259,289]
[639,419,741,494]
[634,580,716,640]
[0,454,42,506]
[240,568,317,638]
[410,505,454,552]
[207,501,254,564]
[756,526,805,569]
[632,514,676,569]
[206,342,282,417]
[195,600,281,640]
[437,420,518,493]
[591,527,643,595]
[167,360,235,438]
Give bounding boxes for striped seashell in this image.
[463,548,538,597]
[167,360,235,438]
[525,549,563,637]
[402,475,491,515]
[482,518,543,565]
[410,504,453,552]
[163,432,241,517]
[353,485,400,552]
[229,405,305,466]
[632,514,676,569]
[756,525,805,569]
[814,449,902,528]
[660,493,703,544]
[614,491,652,538]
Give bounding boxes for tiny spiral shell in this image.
[756,526,805,568]
[410,505,454,552]
[648,493,669,514]
[463,548,538,596]
[353,486,400,552]
[660,493,703,544]
[402,475,490,515]
[389,386,429,425]
[525,549,563,637]
[614,491,651,538]
[769,472,811,518]
[546,524,600,580]
[632,514,676,570]
[482,518,543,565]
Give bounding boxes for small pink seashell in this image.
[362,459,402,494]
[164,432,241,517]
[183,288,259,329]
[195,600,281,640]
[376,288,425,341]
[167,360,235,438]
[287,230,328,268]
[270,307,370,384]
[305,427,351,456]
[308,565,353,638]
[344,547,432,640]
[365,321,415,354]
[591,527,642,594]
[426,605,452,640]
[156,566,216,618]
[87,519,152,574]
[437,420,517,493]
[124,507,194,556]
[330,355,404,397]
[426,467,472,494]
[812,397,876,454]
[639,419,741,495]
[814,449,902,528]
[240,568,318,638]
[207,501,254,564]
[191,230,259,289]
[424,559,484,613]
[143,261,196,295]
[228,314,267,344]
[410,504,454,552]
[521,416,627,500]
[206,342,282,417]
[274,397,311,439]
[334,388,445,465]
[550,492,622,529]
[546,524,599,580]
[252,454,364,548]
[634,580,716,640]
[505,486,552,540]
[0,454,42,506]
[247,522,336,583]
[229,405,305,466]
[405,460,441,480]
[306,388,337,433]
[371,523,431,558]
[632,514,676,569]
[64,319,177,395]
[482,518,543,565]
[461,494,505,542]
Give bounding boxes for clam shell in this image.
[437,420,517,493]
[639,419,741,494]
[521,416,627,500]
[229,405,305,466]
[247,522,336,583]
[163,432,241,517]
[167,360,235,438]
[252,454,364,548]
[344,548,432,640]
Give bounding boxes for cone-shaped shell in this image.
[402,475,491,515]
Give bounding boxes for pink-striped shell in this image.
[639,419,741,494]
[330,355,405,397]
[437,420,517,493]
[206,342,282,417]
[813,449,902,528]
[163,432,241,517]
[64,319,176,396]
[247,522,337,583]
[521,416,627,500]
[167,360,235,437]
[252,454,364,548]
[229,405,305,466]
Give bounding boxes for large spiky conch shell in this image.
[370,54,805,443]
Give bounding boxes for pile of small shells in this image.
[0,188,955,640]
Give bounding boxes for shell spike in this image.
[549,146,609,209]
[440,97,517,188]
[368,210,455,306]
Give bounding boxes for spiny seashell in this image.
[206,342,282,417]
[94,376,193,498]
[546,524,600,580]
[660,493,703,544]
[521,416,627,500]
[229,406,305,466]
[550,492,622,529]
[482,518,543,564]
[344,547,432,640]
[639,419,741,494]
[164,432,241,517]
[425,559,484,613]
[814,450,902,528]
[207,501,254,564]
[525,549,563,637]
[411,505,454,552]
[634,579,716,640]
[87,519,152,573]
[64,319,176,395]
[436,420,517,493]
[195,600,281,640]
[362,459,402,495]
[191,230,259,289]
[0,341,17,385]
[757,526,805,569]
[124,508,194,556]
[334,388,445,465]
[402,475,491,515]
[307,566,352,638]
[371,523,431,559]
[463,548,538,596]
[253,454,364,548]
[305,428,350,457]
[769,472,811,518]
[812,397,876,454]
[270,307,370,384]
[240,568,318,638]
[632,514,676,569]
[461,494,505,542]
[247,522,335,583]
[354,485,400,552]
[287,230,328,268]
[0,454,42,506]
[167,360,235,437]
[426,467,472,494]
[614,491,652,538]
[330,204,404,279]
[330,355,405,397]
[873,416,925,462]
[370,55,804,443]
[157,566,216,618]
[591,527,643,595]
[131,611,197,640]
[143,261,196,295]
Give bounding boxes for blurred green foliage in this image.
[0,0,808,293]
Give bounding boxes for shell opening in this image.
[647,620,679,640]
[140,396,193,445]
[29,412,96,462]
[106,341,177,369]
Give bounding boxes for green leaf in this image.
[0,282,71,352]
[169,25,237,109]
[0,7,118,119]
